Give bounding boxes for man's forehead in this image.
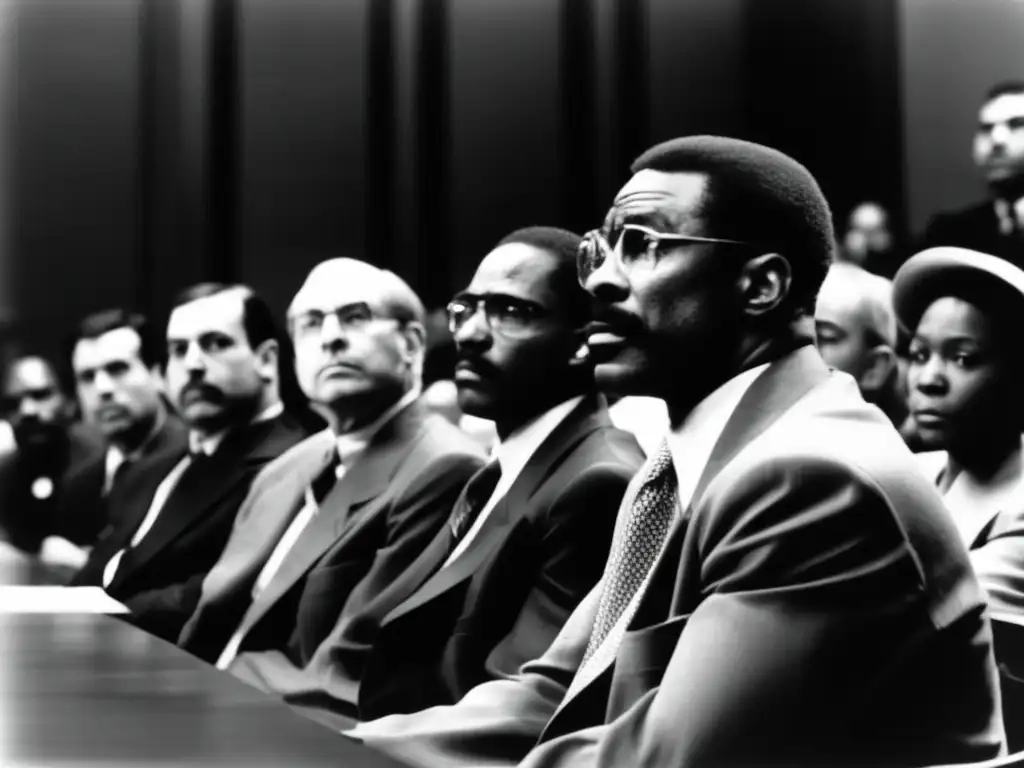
[73,327,142,366]
[817,270,879,328]
[465,243,557,299]
[607,169,709,228]
[168,290,247,336]
[290,260,383,313]
[6,358,56,391]
[980,93,1024,123]
[850,203,887,229]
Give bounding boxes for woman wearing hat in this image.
[894,246,1024,616]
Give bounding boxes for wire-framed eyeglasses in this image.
[446,295,548,338]
[576,223,749,286]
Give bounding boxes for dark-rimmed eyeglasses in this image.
[577,223,749,287]
[446,295,547,339]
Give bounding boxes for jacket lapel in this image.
[382,394,610,626]
[235,402,430,634]
[201,432,337,605]
[112,416,295,583]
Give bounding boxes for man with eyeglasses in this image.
[178,259,484,688]
[263,227,644,728]
[349,137,1004,767]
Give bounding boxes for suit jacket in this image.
[178,400,486,671]
[921,200,1024,269]
[278,394,645,722]
[353,346,1005,768]
[0,422,105,554]
[54,414,189,547]
[71,412,308,641]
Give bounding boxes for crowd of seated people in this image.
[0,81,1021,768]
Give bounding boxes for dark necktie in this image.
[448,460,502,544]
[310,453,342,506]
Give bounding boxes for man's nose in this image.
[454,306,490,344]
[583,251,630,303]
[320,313,350,351]
[182,343,206,371]
[94,370,115,397]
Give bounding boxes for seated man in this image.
[177,259,485,679]
[277,227,644,725]
[349,136,1005,767]
[814,261,906,428]
[71,284,310,641]
[40,309,188,573]
[0,353,104,555]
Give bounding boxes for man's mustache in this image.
[180,382,223,404]
[587,307,646,336]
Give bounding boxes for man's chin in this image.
[592,359,657,399]
[455,387,497,422]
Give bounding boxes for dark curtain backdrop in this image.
[2,0,904,365]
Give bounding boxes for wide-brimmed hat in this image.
[892,247,1024,334]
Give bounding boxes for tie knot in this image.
[644,439,675,482]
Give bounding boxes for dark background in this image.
[0,0,1021,366]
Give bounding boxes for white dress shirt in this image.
[569,363,770,694]
[444,396,584,567]
[101,401,285,589]
[215,387,421,670]
[608,396,670,458]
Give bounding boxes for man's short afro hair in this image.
[630,135,836,315]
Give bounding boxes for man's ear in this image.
[859,344,897,393]
[253,339,280,382]
[737,253,792,317]
[398,321,427,365]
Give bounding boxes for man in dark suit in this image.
[72,284,309,642]
[922,81,1024,269]
[37,309,188,575]
[264,227,645,725]
[177,259,484,683]
[350,136,1006,767]
[0,353,104,555]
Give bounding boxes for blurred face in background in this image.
[2,357,72,450]
[974,92,1024,190]
[289,260,422,420]
[842,202,893,265]
[814,265,896,397]
[906,296,1016,455]
[73,327,164,445]
[165,290,275,436]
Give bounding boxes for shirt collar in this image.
[188,400,285,456]
[666,362,771,504]
[335,386,422,466]
[492,396,584,480]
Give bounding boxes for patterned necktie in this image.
[580,439,678,667]
[448,460,502,544]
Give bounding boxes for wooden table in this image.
[0,545,411,767]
